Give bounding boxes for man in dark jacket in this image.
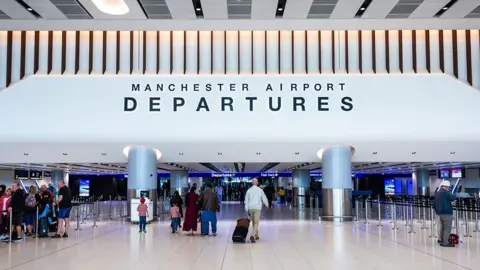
[434,180,457,247]
[198,184,220,236]
[8,183,26,243]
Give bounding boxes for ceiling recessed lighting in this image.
[101,153,107,156]
[92,0,130,15]
[278,7,283,11]
[27,8,32,11]
[196,7,201,11]
[256,152,261,155]
[360,7,365,10]
[62,153,68,156]
[442,7,448,10]
[295,152,300,155]
[372,152,377,155]
[412,152,416,154]
[23,153,29,156]
[179,153,184,155]
[218,152,222,155]
[450,151,455,154]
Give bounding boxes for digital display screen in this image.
[140,190,150,198]
[451,169,463,178]
[439,169,450,179]
[79,180,90,197]
[384,179,395,195]
[43,171,51,178]
[29,170,42,180]
[14,170,29,180]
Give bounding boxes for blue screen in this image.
[79,180,90,197]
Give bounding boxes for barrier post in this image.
[92,201,99,228]
[464,204,472,238]
[405,199,409,226]
[8,208,12,243]
[402,199,406,222]
[454,206,460,235]
[364,197,369,224]
[421,198,427,229]
[35,207,39,238]
[108,195,112,220]
[474,203,479,232]
[429,205,436,238]
[408,203,416,234]
[75,205,82,231]
[355,198,359,222]
[392,201,399,230]
[377,195,383,227]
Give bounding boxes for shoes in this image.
[1,236,9,242]
[62,233,68,238]
[437,240,443,244]
[143,230,147,233]
[250,236,256,243]
[26,232,32,237]
[139,230,143,233]
[12,237,23,243]
[51,234,62,239]
[0,235,8,241]
[212,233,217,237]
[255,236,259,240]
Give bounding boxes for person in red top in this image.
[183,186,199,235]
[0,188,12,241]
[137,198,148,233]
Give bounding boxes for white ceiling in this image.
[0,0,478,30]
[2,161,480,175]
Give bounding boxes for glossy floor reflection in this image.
[0,203,478,270]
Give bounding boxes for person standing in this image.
[216,185,223,204]
[198,184,220,236]
[8,183,26,243]
[434,180,457,247]
[24,186,41,236]
[47,183,55,195]
[170,191,184,228]
[244,178,269,243]
[52,181,72,238]
[137,197,148,233]
[183,187,199,234]
[0,188,12,241]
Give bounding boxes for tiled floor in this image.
[0,203,478,270]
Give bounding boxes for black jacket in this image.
[9,189,26,213]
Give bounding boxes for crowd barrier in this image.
[354,195,480,240]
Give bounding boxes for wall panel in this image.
[0,30,479,89]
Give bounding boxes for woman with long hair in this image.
[24,186,40,236]
[182,186,199,235]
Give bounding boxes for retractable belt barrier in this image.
[353,195,480,241]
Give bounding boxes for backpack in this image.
[25,194,36,207]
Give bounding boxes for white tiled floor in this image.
[1,203,479,270]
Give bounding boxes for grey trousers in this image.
[438,214,453,243]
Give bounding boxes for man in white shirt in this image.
[244,178,269,243]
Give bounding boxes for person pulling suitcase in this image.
[244,178,269,243]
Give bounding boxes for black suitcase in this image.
[38,218,49,238]
[232,218,250,243]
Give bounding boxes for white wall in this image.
[0,169,14,187]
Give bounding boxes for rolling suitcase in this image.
[38,218,49,238]
[232,218,250,243]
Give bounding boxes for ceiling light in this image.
[92,0,129,15]
[450,152,455,154]
[295,152,300,155]
[196,7,201,11]
[23,153,29,156]
[179,153,184,155]
[256,152,261,155]
[443,7,448,10]
[218,152,222,155]
[101,153,107,156]
[27,8,32,11]
[411,152,416,154]
[62,153,68,156]
[372,152,377,155]
[360,7,365,10]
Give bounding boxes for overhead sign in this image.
[125,81,353,113]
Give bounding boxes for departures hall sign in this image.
[124,81,353,113]
[1,74,480,144]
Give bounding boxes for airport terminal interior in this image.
[1,0,480,269]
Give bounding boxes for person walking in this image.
[198,184,220,236]
[137,197,148,233]
[52,181,72,238]
[183,186,199,235]
[0,188,12,241]
[216,185,223,204]
[434,180,457,247]
[170,191,184,228]
[244,178,269,243]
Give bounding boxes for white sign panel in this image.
[0,74,479,144]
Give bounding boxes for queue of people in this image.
[0,181,72,243]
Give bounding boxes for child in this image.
[137,198,148,233]
[170,203,181,233]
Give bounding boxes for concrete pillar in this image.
[321,145,353,222]
[292,169,310,207]
[170,170,189,196]
[51,170,64,193]
[414,169,430,196]
[126,146,159,216]
[189,177,203,191]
